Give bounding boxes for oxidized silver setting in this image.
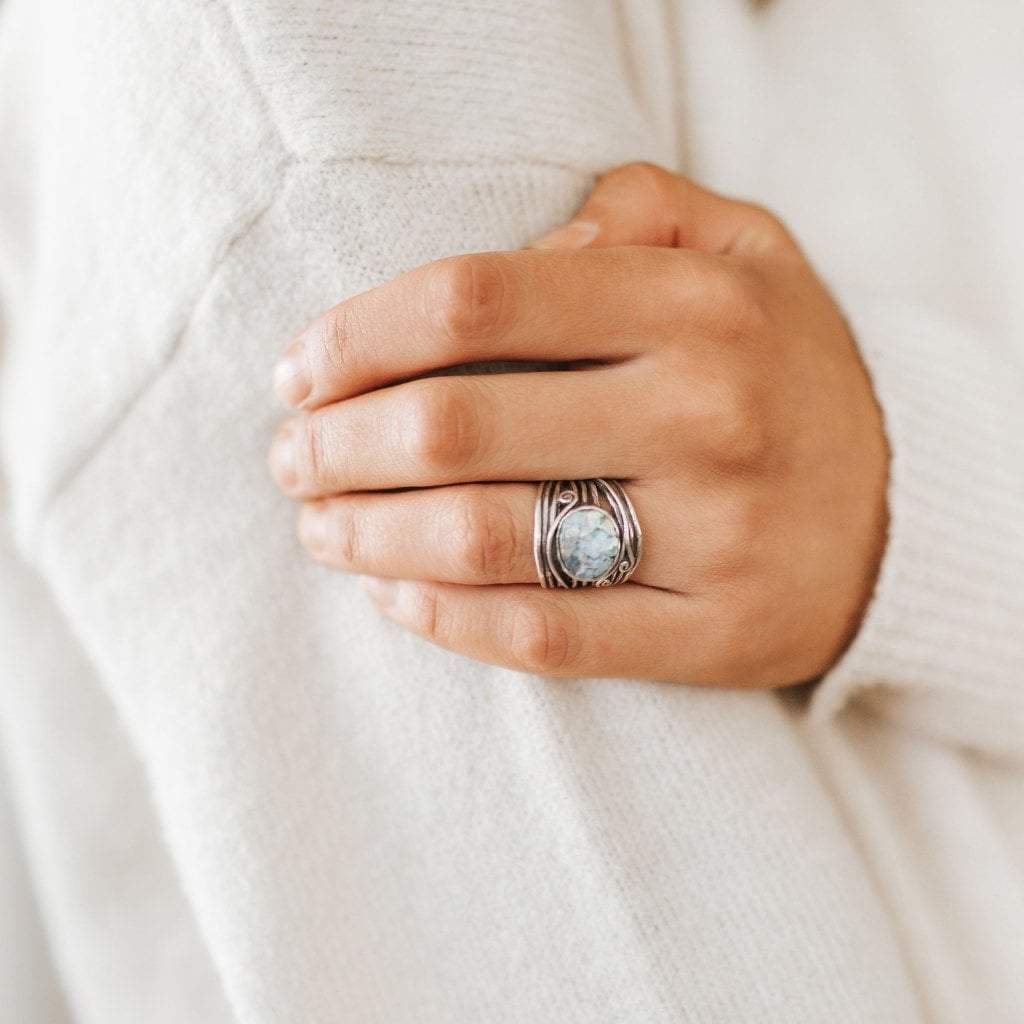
[533,479,643,588]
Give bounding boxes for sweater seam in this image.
[34,149,592,545]
[294,154,602,175]
[37,155,294,538]
[220,0,290,159]
[222,0,601,179]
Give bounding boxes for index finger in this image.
[272,246,723,410]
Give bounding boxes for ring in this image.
[533,479,643,588]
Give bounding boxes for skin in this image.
[268,163,889,688]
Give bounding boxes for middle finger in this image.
[269,365,662,500]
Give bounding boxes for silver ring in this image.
[533,479,643,588]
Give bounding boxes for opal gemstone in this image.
[556,506,622,582]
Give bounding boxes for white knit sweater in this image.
[0,2,1021,1022]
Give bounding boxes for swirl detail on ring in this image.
[533,479,643,589]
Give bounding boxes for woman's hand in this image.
[268,163,888,688]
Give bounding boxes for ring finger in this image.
[297,480,705,591]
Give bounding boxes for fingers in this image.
[300,484,537,584]
[360,578,727,683]
[269,367,663,499]
[530,161,798,258]
[296,479,708,589]
[273,245,717,410]
[296,474,751,594]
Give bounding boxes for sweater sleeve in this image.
[810,298,1024,760]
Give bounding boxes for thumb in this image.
[529,161,794,257]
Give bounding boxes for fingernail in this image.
[361,575,397,608]
[269,421,298,489]
[528,219,599,250]
[273,339,311,407]
[298,503,328,554]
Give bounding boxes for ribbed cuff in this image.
[810,299,1024,761]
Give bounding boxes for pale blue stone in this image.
[556,506,621,582]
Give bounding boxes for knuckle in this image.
[408,584,444,643]
[320,304,351,376]
[508,601,580,676]
[454,492,520,580]
[655,254,716,323]
[707,492,764,578]
[601,161,674,199]
[697,379,769,469]
[427,253,510,350]
[736,264,773,327]
[299,414,325,486]
[405,382,484,474]
[704,262,772,341]
[738,201,791,244]
[332,503,361,567]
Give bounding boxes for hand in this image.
[268,163,888,687]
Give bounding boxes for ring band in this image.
[533,479,643,588]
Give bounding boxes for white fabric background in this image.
[0,1,1021,1021]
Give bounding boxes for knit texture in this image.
[0,1,1021,1022]
[813,301,1024,760]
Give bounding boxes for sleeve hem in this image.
[809,296,1024,760]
